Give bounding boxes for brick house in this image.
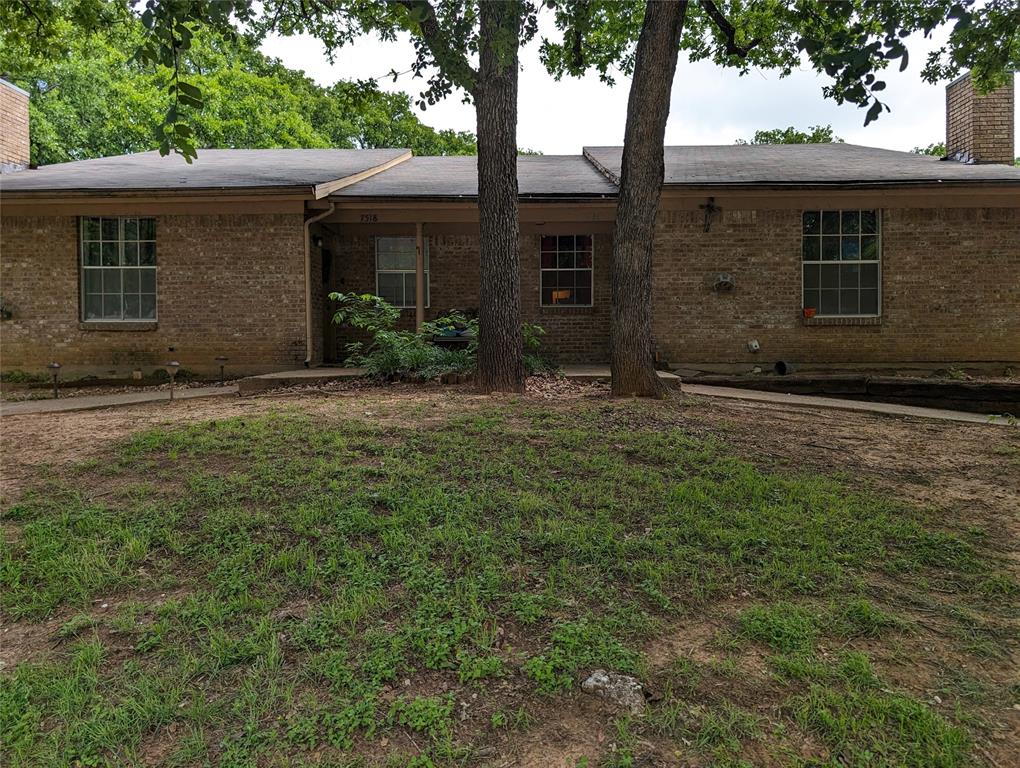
[1,73,1018,376]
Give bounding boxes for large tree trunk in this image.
[610,0,689,397]
[474,1,525,393]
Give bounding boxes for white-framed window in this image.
[80,217,157,321]
[540,234,593,306]
[802,210,880,317]
[375,236,428,308]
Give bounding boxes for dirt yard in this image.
[2,382,1018,767]
[4,381,1016,522]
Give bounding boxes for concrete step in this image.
[561,366,681,387]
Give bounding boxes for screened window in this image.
[376,236,428,308]
[81,217,156,321]
[802,210,880,317]
[540,234,593,306]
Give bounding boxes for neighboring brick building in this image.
[1,74,1018,376]
[0,79,30,173]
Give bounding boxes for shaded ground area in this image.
[1,381,1018,767]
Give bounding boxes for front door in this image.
[321,247,338,364]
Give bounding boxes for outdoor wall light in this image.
[713,273,736,292]
[700,197,721,232]
[164,361,181,401]
[47,361,61,399]
[215,356,228,386]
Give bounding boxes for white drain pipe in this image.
[304,202,335,367]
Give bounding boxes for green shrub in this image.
[0,370,48,384]
[330,291,400,333]
[348,328,475,381]
[329,293,554,380]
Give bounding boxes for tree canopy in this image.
[737,125,844,145]
[912,141,947,155]
[542,1,1019,126]
[0,9,476,166]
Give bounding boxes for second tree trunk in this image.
[610,0,689,397]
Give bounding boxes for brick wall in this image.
[326,230,610,364]
[946,72,1015,164]
[4,206,1016,377]
[327,210,1019,369]
[651,206,1020,368]
[0,213,307,375]
[0,79,30,172]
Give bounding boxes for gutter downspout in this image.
[303,202,336,367]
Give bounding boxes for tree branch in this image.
[18,0,47,38]
[700,0,759,57]
[394,0,479,92]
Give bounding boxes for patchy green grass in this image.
[1,400,1016,767]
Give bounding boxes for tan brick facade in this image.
[0,79,30,172]
[946,72,1015,164]
[650,205,1020,369]
[325,204,1019,370]
[1,213,307,375]
[2,202,1017,377]
[324,228,611,364]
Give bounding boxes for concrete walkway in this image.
[1,369,1009,426]
[560,366,1012,426]
[238,367,367,394]
[0,385,238,417]
[682,383,1011,426]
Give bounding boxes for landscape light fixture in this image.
[164,361,181,401]
[47,361,61,399]
[215,356,228,386]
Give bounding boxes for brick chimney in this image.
[1,78,30,173]
[945,71,1014,164]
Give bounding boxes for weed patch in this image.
[2,403,1013,767]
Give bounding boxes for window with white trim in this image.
[375,236,428,308]
[802,210,880,317]
[540,234,593,306]
[81,217,157,321]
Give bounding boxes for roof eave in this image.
[0,185,317,200]
[330,193,618,203]
[661,179,1020,189]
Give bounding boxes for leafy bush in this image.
[0,370,48,384]
[330,292,400,334]
[329,293,553,381]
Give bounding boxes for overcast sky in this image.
[260,13,1019,155]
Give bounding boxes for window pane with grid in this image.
[81,217,156,320]
[375,237,428,308]
[540,234,593,306]
[801,210,880,317]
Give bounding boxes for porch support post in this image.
[415,221,425,330]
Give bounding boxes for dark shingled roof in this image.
[333,155,618,198]
[4,144,1018,198]
[0,148,410,194]
[583,144,1020,186]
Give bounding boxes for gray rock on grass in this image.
[581,669,646,713]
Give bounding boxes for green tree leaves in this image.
[0,10,477,166]
[542,0,1020,128]
[737,125,844,145]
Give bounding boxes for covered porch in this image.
[307,197,618,366]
